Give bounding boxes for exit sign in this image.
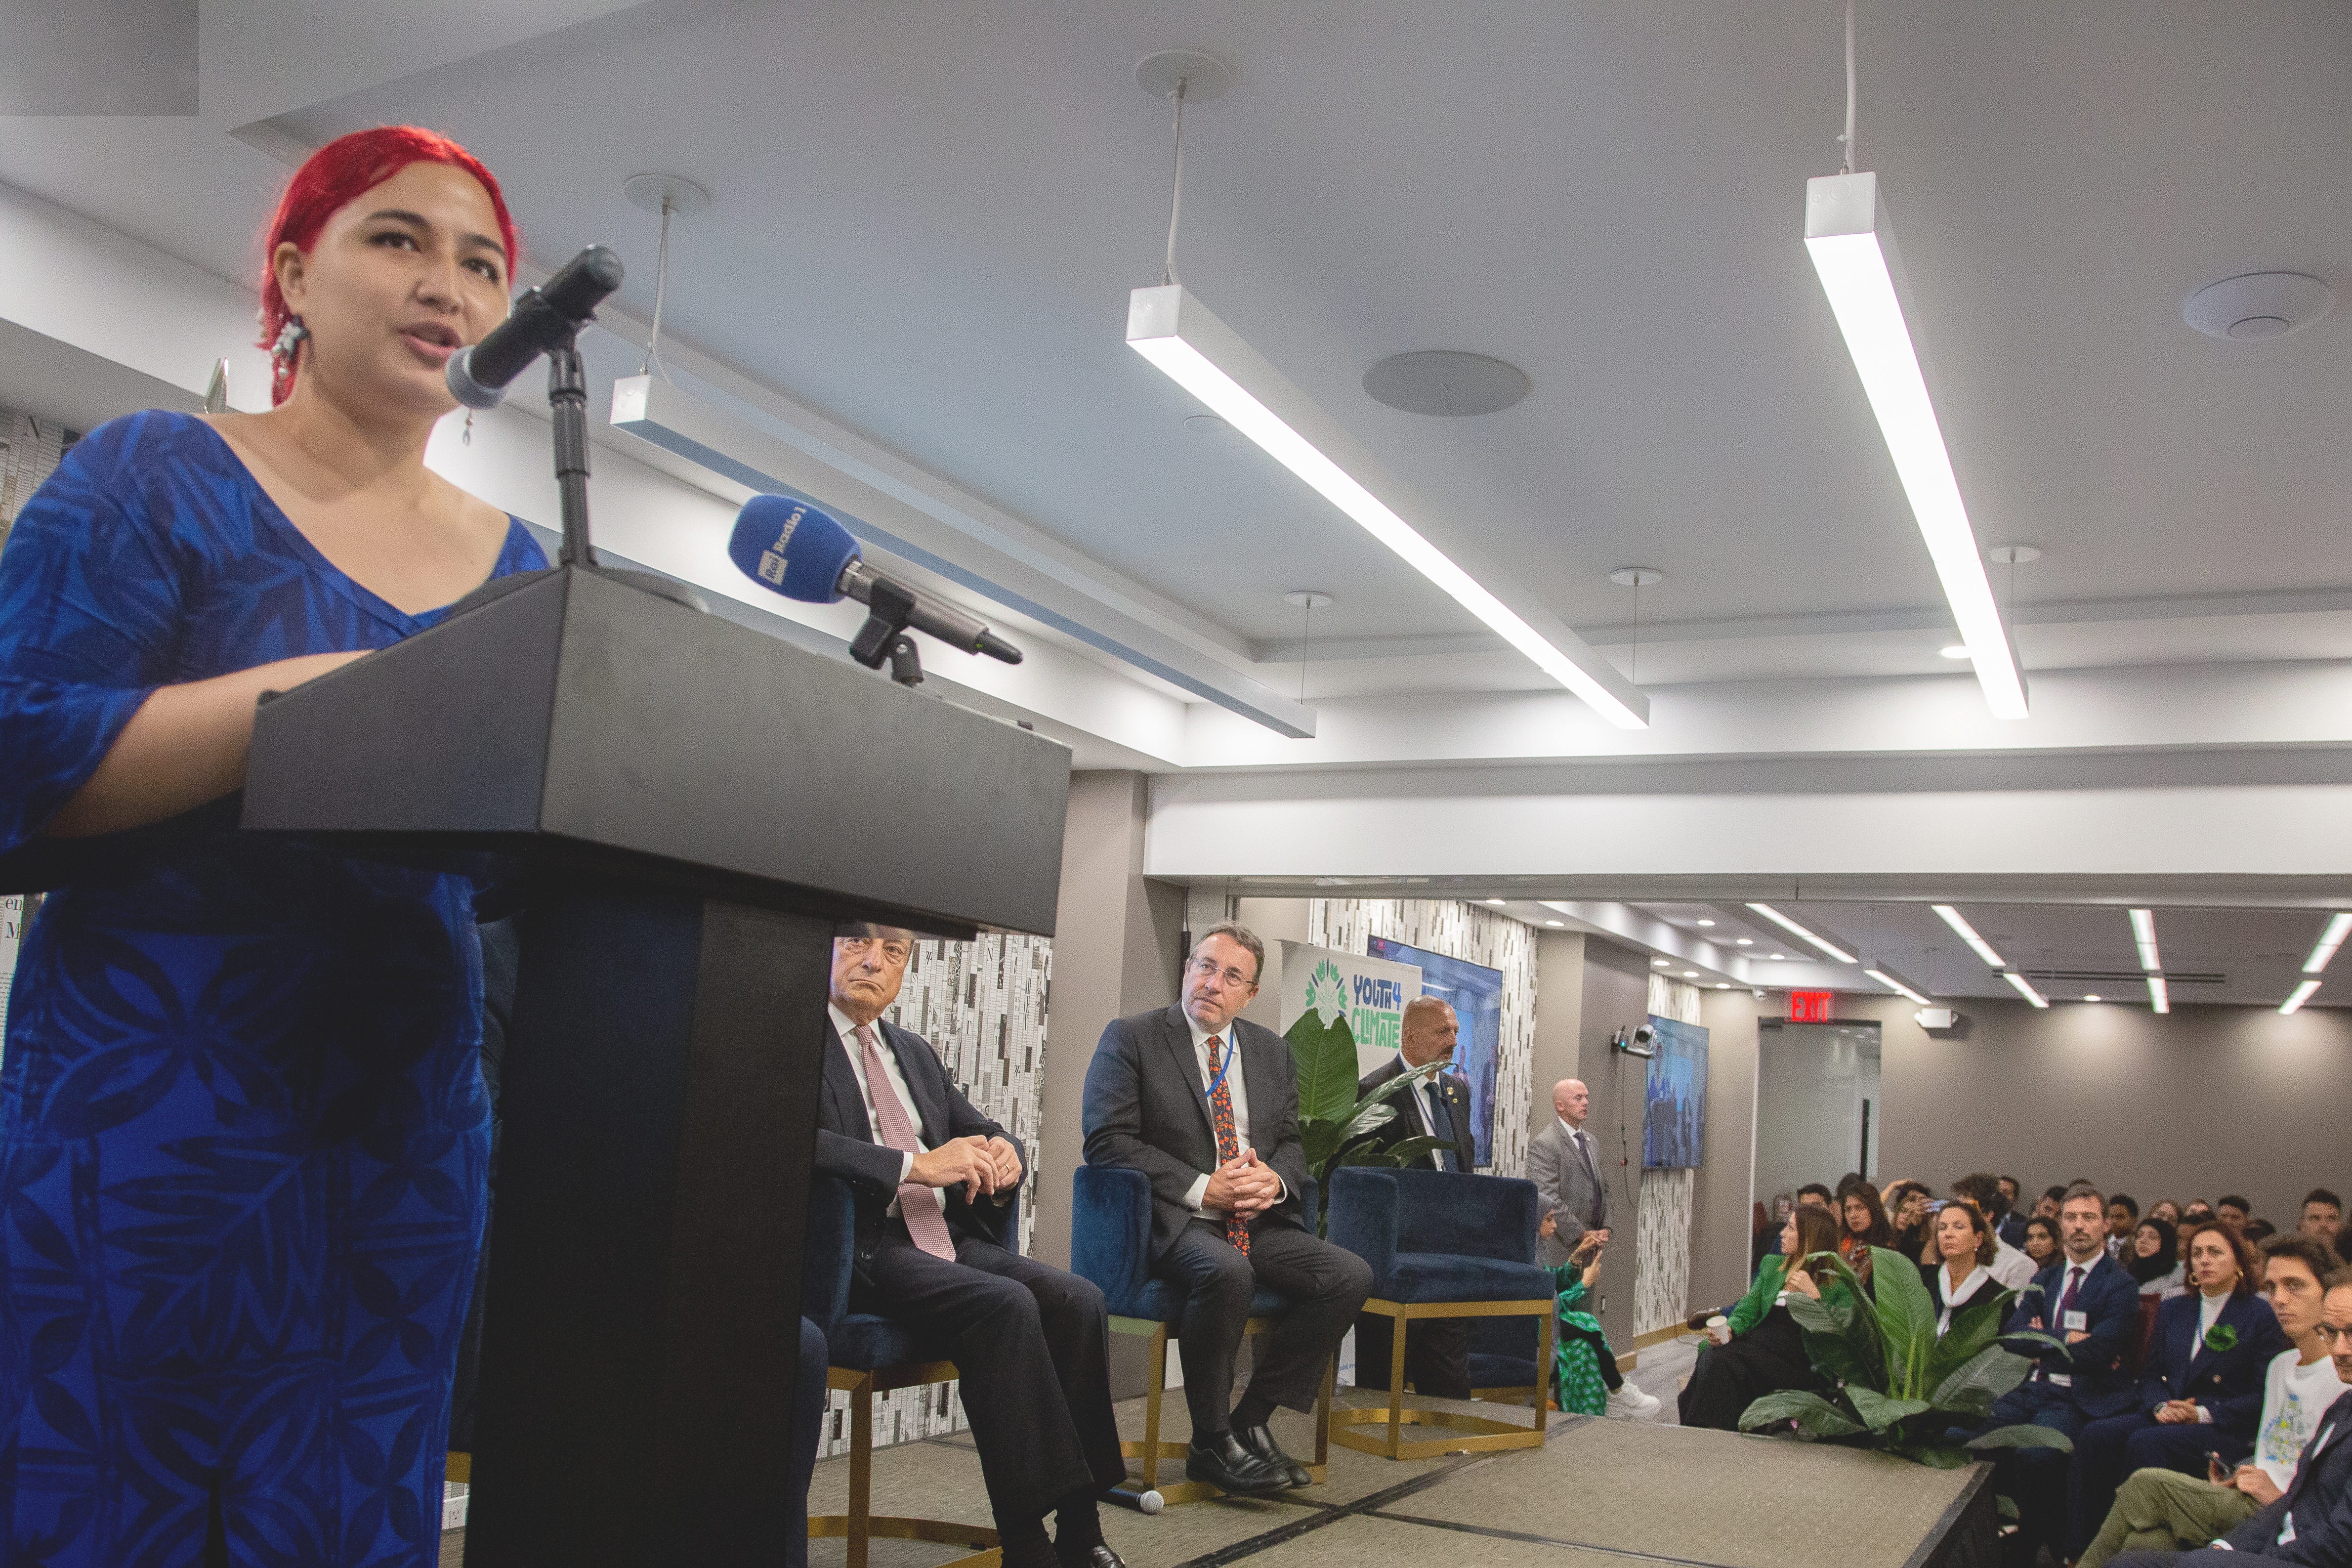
[1789,990,1836,1023]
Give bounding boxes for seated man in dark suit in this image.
[1352,996,1476,1398]
[2108,1269,2352,1565]
[1082,922,1374,1496]
[816,926,1126,1568]
[1991,1183,2145,1565]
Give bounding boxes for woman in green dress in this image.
[1677,1205,1851,1430]
[1545,1229,1613,1414]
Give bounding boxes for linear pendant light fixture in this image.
[1931,904,2006,970]
[2301,912,2352,974]
[2281,978,2321,1016]
[1805,173,2026,720]
[1122,53,1645,729]
[1745,902,1855,964]
[1126,286,1645,727]
[2003,971,2049,1009]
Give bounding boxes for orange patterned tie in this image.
[1205,1034,1249,1255]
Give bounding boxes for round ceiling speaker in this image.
[1362,350,1531,416]
[2182,272,2334,340]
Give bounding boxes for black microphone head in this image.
[728,495,861,602]
[541,245,626,322]
[444,346,505,410]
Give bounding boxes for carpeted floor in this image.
[438,1338,1988,1568]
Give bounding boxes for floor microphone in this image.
[728,496,1023,665]
[446,246,625,409]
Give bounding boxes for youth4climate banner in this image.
[1265,939,1423,1077]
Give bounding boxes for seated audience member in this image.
[1678,1206,1848,1431]
[2036,1186,2069,1224]
[1999,1176,2030,1247]
[2218,1196,2253,1236]
[2151,1199,2184,1229]
[2102,1267,2352,1568]
[1797,1182,1834,1211]
[1988,1184,2144,1566]
[2023,1215,2063,1270]
[2247,1217,2280,1246]
[818,927,1127,1568]
[1839,1182,1893,1281]
[2069,1221,2291,1558]
[2078,1239,2350,1567]
[1352,997,1475,1400]
[2183,1201,2217,1225]
[1923,1200,2003,1337]
[1955,1172,2039,1290]
[1752,1191,1795,1274]
[2301,1189,2343,1254]
[1082,923,1373,1496]
[1886,1181,1933,1263]
[2109,1194,2143,1259]
[2129,1218,2188,1298]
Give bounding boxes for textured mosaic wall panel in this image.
[0,894,24,1054]
[817,932,1050,1458]
[0,407,71,546]
[1303,900,1536,1180]
[1635,975,1702,1333]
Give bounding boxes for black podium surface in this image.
[241,567,1072,1564]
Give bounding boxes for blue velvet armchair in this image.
[1069,1164,1333,1507]
[1324,1165,1555,1459]
[801,1171,1018,1568]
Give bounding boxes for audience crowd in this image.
[1707,1173,2352,1567]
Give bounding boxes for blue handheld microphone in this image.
[728,496,1022,665]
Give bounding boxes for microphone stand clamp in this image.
[847,577,926,688]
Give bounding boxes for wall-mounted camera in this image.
[1611,1023,1657,1059]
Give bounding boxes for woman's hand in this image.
[1784,1268,1821,1300]
[1708,1320,1732,1346]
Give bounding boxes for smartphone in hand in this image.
[2206,1451,2230,1486]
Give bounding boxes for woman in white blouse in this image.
[1921,1201,2001,1337]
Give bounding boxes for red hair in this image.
[257,126,520,404]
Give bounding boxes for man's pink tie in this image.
[857,1024,956,1261]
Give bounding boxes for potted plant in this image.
[1284,1008,1452,1232]
[1738,1245,2074,1468]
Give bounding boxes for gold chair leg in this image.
[1533,1307,1555,1433]
[1312,1353,1333,1476]
[849,1385,872,1568]
[1141,1321,1167,1489]
[1386,1306,1409,1457]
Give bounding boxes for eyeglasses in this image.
[839,936,912,967]
[1187,955,1256,989]
[2317,1322,2352,1348]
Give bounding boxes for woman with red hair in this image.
[0,127,541,1565]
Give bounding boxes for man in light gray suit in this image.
[1524,1078,1660,1419]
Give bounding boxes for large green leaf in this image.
[1924,1287,2018,1391]
[1338,1100,1399,1145]
[1300,1116,1347,1173]
[1930,1345,2036,1418]
[1868,1245,1939,1399]
[1891,1442,1975,1470]
[1800,1324,1878,1389]
[1285,1004,1363,1125]
[1372,1135,1456,1168]
[1965,1423,2074,1453]
[1792,1249,1885,1388]
[1738,1390,1866,1437]
[1848,1386,1933,1433]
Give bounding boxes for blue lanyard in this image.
[1205,1037,1236,1099]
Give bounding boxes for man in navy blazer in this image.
[2068,1224,2292,1558]
[2108,1281,2352,1566]
[1991,1184,2145,1564]
[1082,923,1373,1497]
[815,927,1126,1568]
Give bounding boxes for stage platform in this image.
[777,1383,1990,1568]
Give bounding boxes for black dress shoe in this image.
[1234,1422,1311,1488]
[1061,1546,1125,1568]
[1185,1431,1290,1495]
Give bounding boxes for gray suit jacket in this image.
[1525,1117,1609,1267]
[1081,1005,1309,1262]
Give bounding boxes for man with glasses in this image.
[815,926,1127,1568]
[1082,922,1373,1496]
[2106,1268,2352,1565]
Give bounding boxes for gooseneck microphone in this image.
[446,245,626,410]
[728,495,1023,666]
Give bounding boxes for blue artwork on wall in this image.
[1643,1015,1708,1170]
[1367,936,1502,1168]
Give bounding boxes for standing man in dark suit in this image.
[816,926,1127,1568]
[1351,996,1475,1398]
[1991,1183,2145,1565]
[1081,922,1374,1496]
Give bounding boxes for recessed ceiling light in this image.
[1695,919,1715,927]
[1682,971,1699,978]
[1715,982,1730,989]
[1546,920,1564,928]
[1652,959,1671,968]
[1771,953,1787,961]
[1938,645,1971,660]
[1485,898,1505,906]
[1735,938,1753,946]
[2082,994,2101,1003]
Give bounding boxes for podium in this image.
[241,566,1071,1564]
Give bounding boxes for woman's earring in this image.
[271,316,308,362]
[462,409,474,447]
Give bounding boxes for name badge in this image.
[2046,1372,2073,1387]
[2063,1311,2088,1332]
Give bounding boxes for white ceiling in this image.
[5,0,2347,684]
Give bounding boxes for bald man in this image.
[1352,996,1477,1397]
[1525,1079,1660,1419]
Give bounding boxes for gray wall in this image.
[1572,935,1654,1349]
[1686,991,2352,1307]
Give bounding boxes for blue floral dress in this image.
[0,411,544,1566]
